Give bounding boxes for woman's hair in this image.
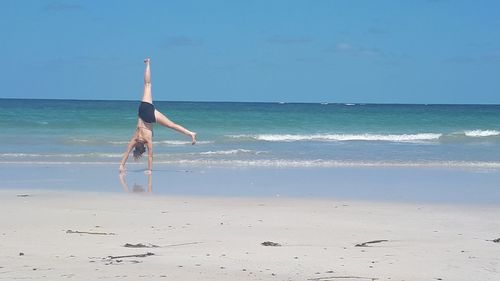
[133,142,146,161]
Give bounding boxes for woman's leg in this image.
[141,58,153,103]
[155,110,197,144]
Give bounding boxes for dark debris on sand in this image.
[355,240,389,247]
[99,252,155,265]
[66,230,116,235]
[307,276,378,281]
[261,241,281,247]
[108,252,155,260]
[124,243,159,248]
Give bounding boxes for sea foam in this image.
[464,130,500,137]
[199,149,255,155]
[230,133,442,143]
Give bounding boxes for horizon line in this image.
[1,97,499,106]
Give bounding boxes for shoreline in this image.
[2,159,500,170]
[1,163,500,205]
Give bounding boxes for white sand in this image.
[0,190,499,281]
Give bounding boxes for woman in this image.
[119,58,196,174]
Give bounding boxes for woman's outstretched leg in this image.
[155,110,197,144]
[142,58,153,103]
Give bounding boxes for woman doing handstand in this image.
[119,58,196,174]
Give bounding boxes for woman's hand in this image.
[119,164,127,173]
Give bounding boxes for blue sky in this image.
[1,0,499,103]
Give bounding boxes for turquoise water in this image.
[1,98,500,169]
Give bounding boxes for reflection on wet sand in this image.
[119,172,152,193]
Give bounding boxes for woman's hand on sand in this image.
[119,164,127,174]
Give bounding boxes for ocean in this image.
[1,98,500,170]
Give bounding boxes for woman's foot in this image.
[190,132,197,145]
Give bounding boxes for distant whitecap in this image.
[464,130,500,137]
[229,133,442,143]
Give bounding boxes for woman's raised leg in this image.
[141,58,153,103]
[155,110,197,144]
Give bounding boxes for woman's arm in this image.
[119,172,130,192]
[145,142,153,174]
[119,137,137,172]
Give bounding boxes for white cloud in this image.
[327,42,383,58]
[162,36,203,49]
[266,35,312,45]
[335,42,353,52]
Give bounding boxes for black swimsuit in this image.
[138,102,156,123]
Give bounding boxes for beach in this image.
[1,186,499,281]
[3,0,500,279]
[1,164,500,281]
[1,99,500,280]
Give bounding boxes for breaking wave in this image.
[464,130,500,137]
[199,149,264,155]
[229,133,443,143]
